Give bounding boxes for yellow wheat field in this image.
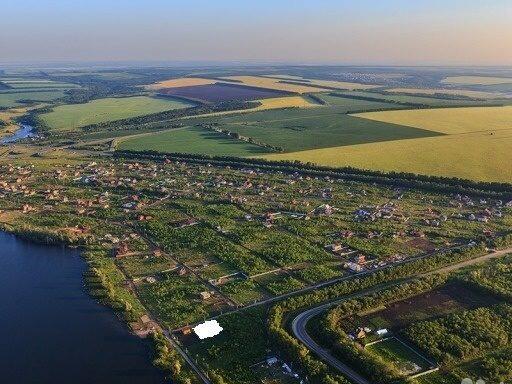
[441,76,512,85]
[262,75,378,90]
[262,74,307,81]
[265,105,512,182]
[221,76,327,94]
[353,106,512,134]
[263,131,512,183]
[307,79,378,90]
[182,96,318,119]
[146,77,217,90]
[385,87,507,99]
[255,96,317,109]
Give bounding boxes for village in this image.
[0,149,511,384]
[0,155,510,339]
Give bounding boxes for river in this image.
[0,232,166,384]
[0,124,36,144]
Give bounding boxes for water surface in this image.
[0,124,35,144]
[0,232,165,384]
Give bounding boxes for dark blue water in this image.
[0,124,35,144]
[0,232,166,384]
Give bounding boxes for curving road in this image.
[291,293,372,384]
[291,247,512,384]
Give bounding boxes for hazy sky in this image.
[1,0,511,65]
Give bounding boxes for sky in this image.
[1,0,512,65]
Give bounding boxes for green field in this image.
[118,126,269,156]
[328,90,512,107]
[367,338,433,375]
[0,78,80,90]
[0,90,67,108]
[40,96,194,131]
[266,105,512,182]
[186,97,440,152]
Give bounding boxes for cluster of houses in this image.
[354,202,407,222]
[265,356,303,383]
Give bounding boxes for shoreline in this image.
[0,223,203,383]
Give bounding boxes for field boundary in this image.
[366,336,438,369]
[113,150,512,197]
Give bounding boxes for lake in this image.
[0,231,166,384]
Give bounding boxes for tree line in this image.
[114,150,512,198]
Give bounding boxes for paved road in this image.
[292,293,374,384]
[291,247,512,384]
[163,330,213,384]
[181,245,464,328]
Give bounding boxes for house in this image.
[21,204,35,213]
[352,254,366,265]
[376,329,388,337]
[315,204,334,216]
[266,357,278,366]
[199,291,212,300]
[264,212,281,221]
[282,363,292,373]
[325,243,343,253]
[476,214,489,223]
[112,242,129,257]
[344,262,364,273]
[356,328,367,339]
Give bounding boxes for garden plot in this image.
[366,337,435,376]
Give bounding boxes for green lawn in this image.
[118,126,269,156]
[367,338,433,375]
[40,96,194,131]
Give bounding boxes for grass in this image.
[367,337,433,375]
[386,88,507,99]
[179,95,319,120]
[188,98,440,152]
[255,95,318,109]
[441,76,512,85]
[301,78,378,90]
[223,75,378,93]
[221,75,327,93]
[0,79,80,89]
[265,130,512,182]
[188,307,269,384]
[0,90,66,108]
[353,105,512,134]
[146,77,217,90]
[329,90,507,107]
[265,105,512,182]
[118,126,269,156]
[40,96,194,131]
